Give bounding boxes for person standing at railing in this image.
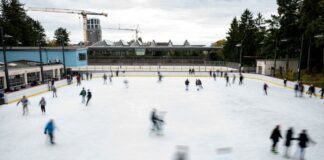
[320,87,324,99]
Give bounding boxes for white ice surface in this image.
[0,75,323,160]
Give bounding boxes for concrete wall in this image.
[0,48,88,67]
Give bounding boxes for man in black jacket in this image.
[284,127,294,158]
[296,130,316,160]
[270,125,282,154]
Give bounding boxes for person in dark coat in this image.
[86,89,92,106]
[296,130,316,160]
[284,127,294,158]
[239,74,244,85]
[263,83,269,95]
[44,119,56,144]
[150,108,164,132]
[209,70,212,77]
[294,83,299,97]
[299,82,304,97]
[307,84,316,98]
[212,72,216,81]
[283,78,287,87]
[16,96,29,116]
[270,125,282,153]
[185,79,189,91]
[320,87,324,99]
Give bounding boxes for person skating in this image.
[76,74,81,86]
[284,78,287,87]
[299,82,304,97]
[295,130,316,160]
[158,73,163,82]
[284,127,295,158]
[39,97,46,115]
[103,73,108,85]
[109,74,113,83]
[86,89,92,106]
[185,79,190,91]
[225,75,231,87]
[52,86,57,98]
[270,125,282,154]
[116,70,119,77]
[86,72,89,80]
[80,88,86,103]
[239,74,244,85]
[150,108,164,133]
[209,70,212,77]
[307,84,316,98]
[16,96,29,116]
[320,87,324,99]
[123,79,129,88]
[294,83,299,97]
[90,73,93,80]
[263,83,269,95]
[232,74,236,84]
[44,119,56,145]
[212,72,216,81]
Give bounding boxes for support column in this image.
[57,68,61,80]
[24,72,28,86]
[39,71,43,82]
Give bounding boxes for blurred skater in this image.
[52,86,57,98]
[158,72,163,82]
[284,127,295,158]
[44,119,56,145]
[225,75,231,87]
[185,79,190,91]
[299,82,304,97]
[263,83,269,95]
[295,130,316,160]
[212,72,216,81]
[86,89,92,106]
[150,108,164,134]
[284,78,287,87]
[124,79,129,88]
[39,97,46,115]
[307,84,316,98]
[270,125,282,154]
[294,83,299,97]
[103,73,108,85]
[174,146,189,160]
[320,87,324,99]
[80,88,86,103]
[232,74,236,84]
[16,96,29,116]
[239,74,244,85]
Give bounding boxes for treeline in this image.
[0,0,70,46]
[222,0,324,72]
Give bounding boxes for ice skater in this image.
[86,72,89,80]
[123,79,129,88]
[150,108,165,134]
[103,73,108,85]
[158,72,163,82]
[263,83,269,95]
[299,82,304,97]
[320,87,324,99]
[209,70,212,77]
[232,74,236,84]
[307,84,316,98]
[284,78,287,87]
[294,83,299,97]
[195,79,203,91]
[185,79,190,91]
[90,73,93,80]
[270,125,282,154]
[39,97,46,115]
[86,89,92,106]
[295,129,316,160]
[80,88,86,103]
[239,74,244,85]
[76,74,81,86]
[109,74,113,84]
[44,119,56,145]
[16,96,29,116]
[212,72,216,81]
[174,145,189,160]
[225,75,231,87]
[52,86,57,98]
[284,127,295,158]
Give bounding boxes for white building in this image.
[256,59,298,76]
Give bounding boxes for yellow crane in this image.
[103,25,140,41]
[27,7,108,46]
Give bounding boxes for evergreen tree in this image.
[54,27,70,46]
[223,17,240,62]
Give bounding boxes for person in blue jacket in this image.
[44,119,56,144]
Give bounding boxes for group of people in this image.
[293,81,324,99]
[270,125,316,160]
[188,68,196,75]
[79,88,92,106]
[184,79,203,91]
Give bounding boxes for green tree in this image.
[0,0,46,46]
[54,27,70,46]
[223,17,240,62]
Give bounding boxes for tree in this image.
[0,0,46,46]
[223,17,241,62]
[54,27,70,46]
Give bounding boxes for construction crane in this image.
[27,7,108,46]
[103,25,140,41]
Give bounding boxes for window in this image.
[27,72,40,84]
[79,53,86,61]
[43,70,53,82]
[9,74,25,87]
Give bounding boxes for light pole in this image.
[297,34,304,81]
[0,27,12,91]
[60,37,66,76]
[38,35,44,83]
[314,34,324,69]
[235,43,242,72]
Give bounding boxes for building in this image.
[87,18,102,45]
[256,59,298,76]
[89,39,220,65]
[0,47,88,67]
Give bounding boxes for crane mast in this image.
[27,7,108,46]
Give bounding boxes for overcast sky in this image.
[21,0,278,46]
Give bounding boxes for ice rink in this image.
[0,74,323,160]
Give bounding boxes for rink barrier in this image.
[5,79,75,104]
[4,73,321,104]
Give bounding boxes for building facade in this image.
[256,59,298,76]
